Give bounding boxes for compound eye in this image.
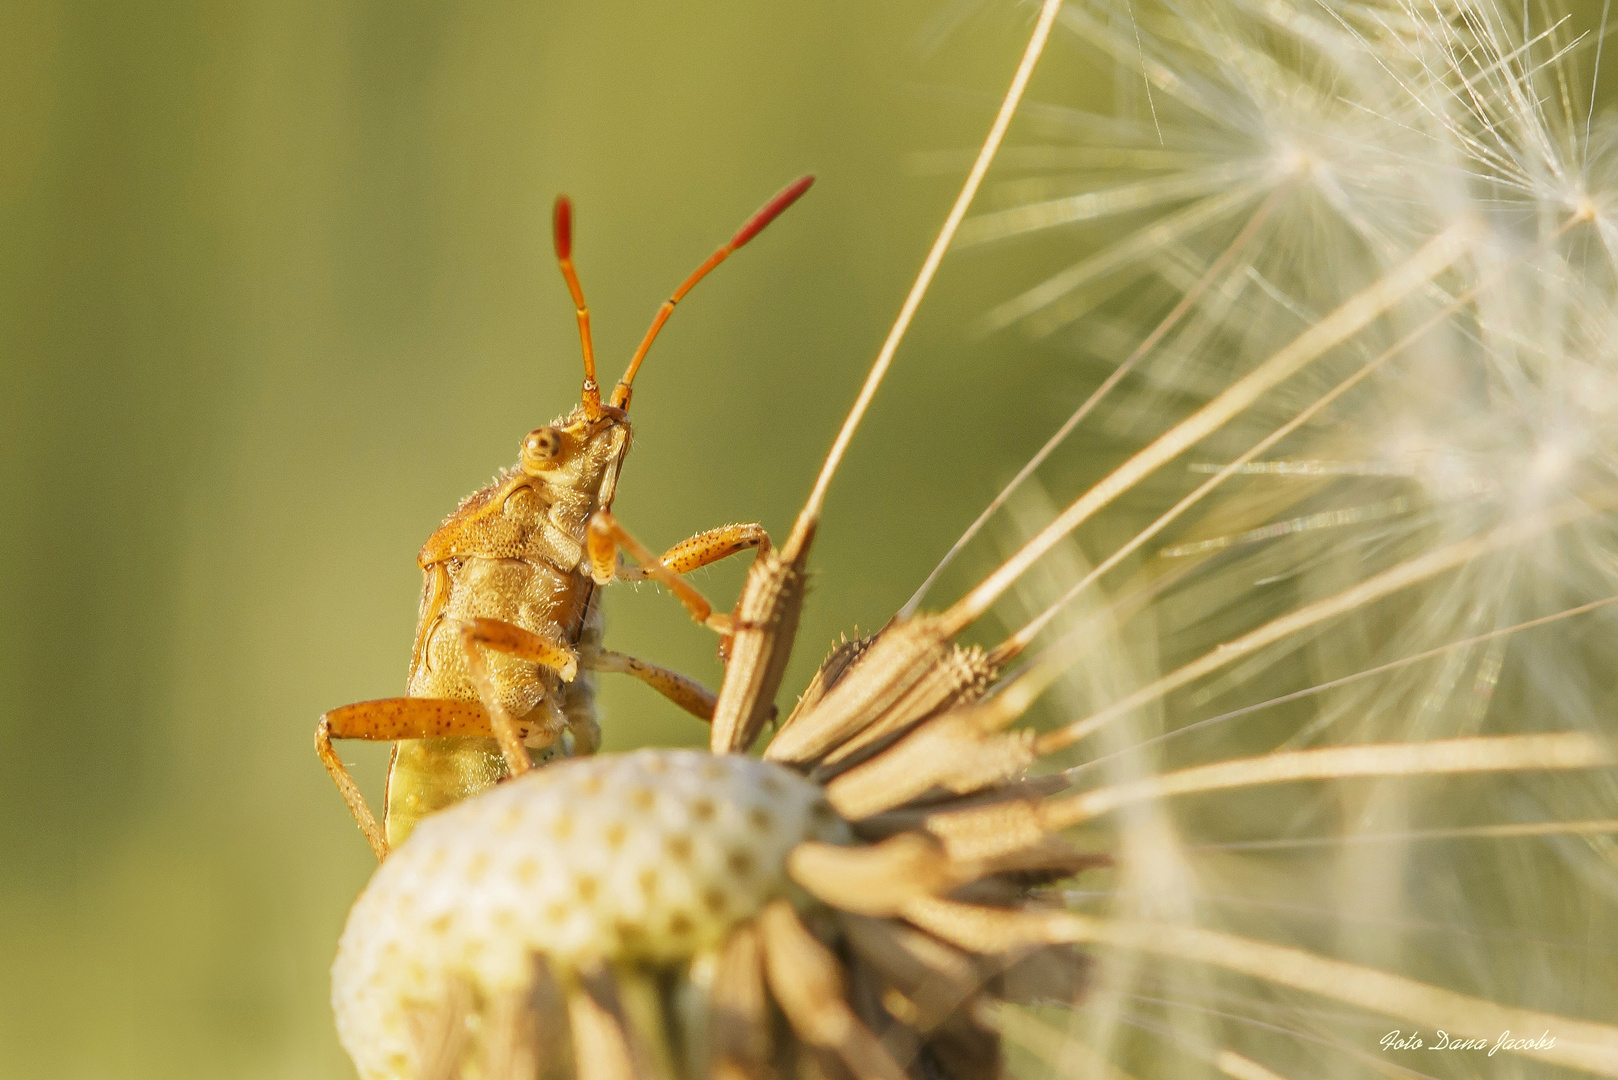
[520,426,563,472]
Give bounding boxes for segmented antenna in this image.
[610,175,815,410]
[552,196,601,417]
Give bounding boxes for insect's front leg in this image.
[586,511,769,634]
[614,521,769,580]
[582,515,783,727]
[456,617,579,779]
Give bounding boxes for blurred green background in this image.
[0,2,1099,1075]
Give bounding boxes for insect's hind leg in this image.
[316,697,495,861]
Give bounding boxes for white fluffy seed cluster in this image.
[331,748,848,1080]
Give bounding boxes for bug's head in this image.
[529,178,816,494]
[517,409,628,484]
[514,398,632,512]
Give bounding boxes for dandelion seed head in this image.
[1267,140,1313,181]
[1530,434,1576,486]
[331,749,845,1080]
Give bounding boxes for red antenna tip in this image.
[553,197,574,261]
[731,175,814,249]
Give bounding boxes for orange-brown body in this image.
[385,406,630,847]
[318,178,814,861]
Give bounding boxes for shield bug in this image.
[316,176,815,860]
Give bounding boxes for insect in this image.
[315,176,815,861]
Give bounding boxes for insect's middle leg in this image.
[587,512,770,634]
[581,649,719,722]
[457,617,579,779]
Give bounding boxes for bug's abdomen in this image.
[389,554,599,847]
[383,738,508,849]
[408,555,590,716]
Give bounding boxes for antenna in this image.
[552,196,601,417]
[609,175,815,410]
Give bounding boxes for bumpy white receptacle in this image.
[332,748,848,1080]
